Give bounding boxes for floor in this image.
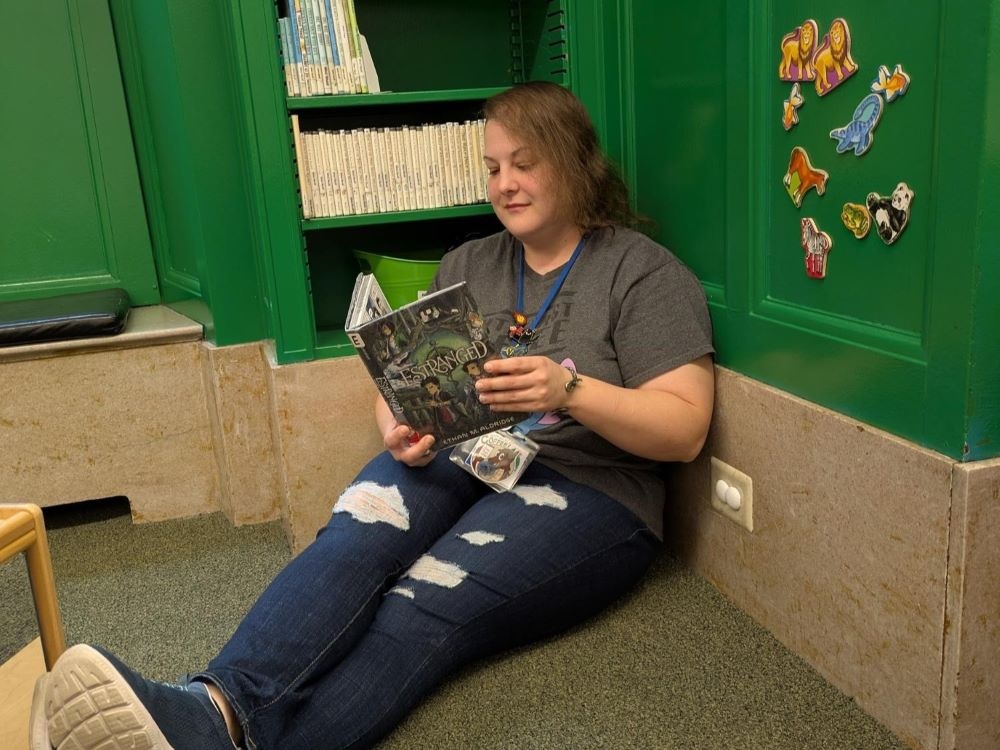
[0,638,44,750]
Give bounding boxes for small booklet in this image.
[345,273,521,449]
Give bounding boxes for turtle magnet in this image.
[813,18,858,96]
[782,83,805,131]
[801,218,833,279]
[778,20,819,81]
[783,146,829,207]
[841,202,871,239]
[866,182,914,245]
[830,93,884,155]
[871,64,911,103]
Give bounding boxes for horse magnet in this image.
[841,203,871,239]
[783,146,829,208]
[778,20,819,81]
[813,18,858,96]
[871,64,911,103]
[782,83,805,131]
[800,218,833,279]
[830,93,884,156]
[866,182,914,245]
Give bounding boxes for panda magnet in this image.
[800,217,833,279]
[866,183,914,245]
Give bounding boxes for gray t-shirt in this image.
[430,226,714,538]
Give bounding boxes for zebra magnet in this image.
[800,217,833,279]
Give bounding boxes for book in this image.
[345,275,520,449]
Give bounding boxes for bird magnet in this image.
[782,83,805,131]
[866,182,914,245]
[813,18,858,96]
[778,20,819,81]
[871,64,911,103]
[783,146,829,208]
[841,202,871,239]
[801,218,833,279]
[830,93,884,156]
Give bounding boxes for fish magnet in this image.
[871,64,911,103]
[841,202,871,239]
[801,218,833,279]
[778,20,819,81]
[783,146,829,207]
[830,93,884,155]
[813,18,858,96]
[782,82,805,131]
[866,182,914,245]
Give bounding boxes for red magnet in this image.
[800,218,833,279]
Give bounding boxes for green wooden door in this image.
[625,0,998,460]
[0,0,158,304]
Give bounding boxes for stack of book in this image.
[279,0,367,95]
[291,117,489,218]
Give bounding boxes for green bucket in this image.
[352,249,443,310]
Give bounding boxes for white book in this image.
[475,119,487,201]
[430,125,444,207]
[332,130,349,214]
[324,130,341,215]
[290,115,312,218]
[373,127,389,213]
[414,125,429,209]
[360,128,377,213]
[290,1,311,95]
[299,0,319,95]
[340,129,358,214]
[345,129,361,214]
[390,128,407,211]
[459,121,473,205]
[320,0,346,93]
[313,130,328,216]
[306,133,323,218]
[342,0,367,93]
[312,0,334,94]
[447,122,461,205]
[403,126,420,210]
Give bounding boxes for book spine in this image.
[319,0,343,93]
[296,0,316,95]
[312,0,333,94]
[331,130,347,215]
[278,18,293,97]
[290,115,312,218]
[288,1,307,96]
[475,119,487,202]
[330,0,355,93]
[343,0,367,93]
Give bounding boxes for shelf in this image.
[302,203,494,230]
[288,86,508,110]
[314,328,354,357]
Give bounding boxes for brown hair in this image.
[483,81,640,232]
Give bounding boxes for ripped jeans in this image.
[198,451,658,749]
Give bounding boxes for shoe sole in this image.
[46,644,174,750]
[28,673,49,750]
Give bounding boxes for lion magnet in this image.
[841,202,871,239]
[871,64,911,103]
[866,182,914,245]
[801,218,833,279]
[813,18,858,96]
[782,83,805,131]
[783,146,829,208]
[778,20,819,81]
[830,93,884,156]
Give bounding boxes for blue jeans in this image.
[197,452,658,749]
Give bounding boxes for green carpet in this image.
[1,500,907,749]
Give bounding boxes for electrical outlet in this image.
[709,457,753,531]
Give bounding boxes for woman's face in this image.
[483,121,570,244]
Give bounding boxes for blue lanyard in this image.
[517,236,586,333]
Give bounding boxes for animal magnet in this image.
[866,182,914,245]
[813,18,858,96]
[829,93,884,155]
[778,20,819,81]
[783,146,829,207]
[841,202,871,239]
[871,64,911,103]
[800,218,833,279]
[782,83,805,131]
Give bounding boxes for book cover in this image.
[346,278,520,449]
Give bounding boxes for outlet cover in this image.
[710,457,754,532]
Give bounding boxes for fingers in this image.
[477,357,566,412]
[383,424,437,466]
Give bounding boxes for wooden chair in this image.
[0,504,65,670]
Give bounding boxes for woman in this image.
[34,81,715,750]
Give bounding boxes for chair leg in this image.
[21,506,66,670]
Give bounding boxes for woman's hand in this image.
[476,355,575,413]
[382,421,437,466]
